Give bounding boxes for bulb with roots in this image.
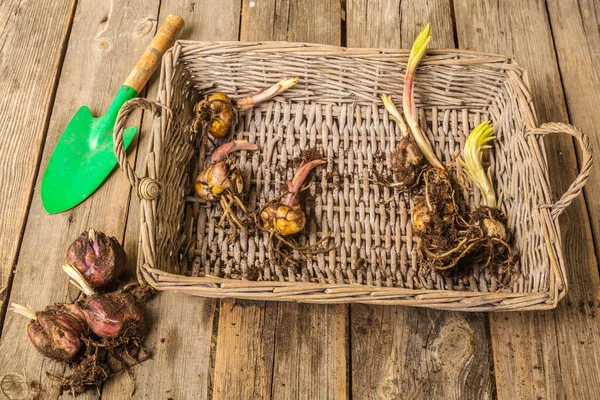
[410,170,457,236]
[66,229,126,288]
[260,159,325,236]
[193,77,299,138]
[10,302,87,362]
[195,140,258,233]
[194,93,236,138]
[80,291,146,339]
[381,94,426,189]
[419,121,514,272]
[195,140,257,201]
[62,265,148,341]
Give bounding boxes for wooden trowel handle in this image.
[124,14,184,93]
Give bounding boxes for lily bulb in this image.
[81,291,145,339]
[382,94,425,188]
[10,302,87,362]
[195,140,258,201]
[260,159,325,236]
[62,264,146,339]
[66,229,126,288]
[195,93,236,137]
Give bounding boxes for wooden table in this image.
[0,1,598,398]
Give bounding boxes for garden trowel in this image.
[41,14,184,214]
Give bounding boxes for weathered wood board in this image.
[101,1,241,399]
[346,1,493,399]
[0,0,161,398]
[213,1,348,399]
[0,0,75,316]
[454,0,600,398]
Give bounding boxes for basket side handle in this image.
[526,122,593,219]
[113,98,171,200]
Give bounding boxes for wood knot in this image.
[431,317,475,372]
[95,38,113,52]
[134,18,156,38]
[0,373,28,400]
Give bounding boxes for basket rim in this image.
[175,39,517,61]
[139,264,559,312]
[128,40,579,312]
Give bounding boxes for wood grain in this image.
[347,2,493,399]
[0,0,75,317]
[213,300,278,400]
[352,306,491,399]
[546,3,600,395]
[241,0,341,45]
[0,0,162,398]
[454,0,600,398]
[101,1,242,399]
[271,303,347,399]
[240,0,290,41]
[213,1,347,399]
[347,0,454,48]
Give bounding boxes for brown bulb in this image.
[195,93,235,138]
[195,162,244,201]
[391,137,425,188]
[260,203,306,236]
[80,291,146,339]
[25,304,87,362]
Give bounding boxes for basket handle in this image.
[526,122,593,219]
[113,98,171,200]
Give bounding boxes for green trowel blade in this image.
[41,85,138,214]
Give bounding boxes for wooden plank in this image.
[0,1,162,398]
[546,5,600,396]
[548,1,600,245]
[0,0,75,317]
[454,0,600,398]
[240,0,290,41]
[351,306,492,399]
[214,299,278,399]
[241,0,341,44]
[213,1,347,399]
[271,303,347,399]
[100,1,241,399]
[346,2,493,399]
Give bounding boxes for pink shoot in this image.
[211,140,258,163]
[236,77,299,109]
[284,159,325,206]
[402,24,446,175]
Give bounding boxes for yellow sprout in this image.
[407,23,432,73]
[459,121,497,208]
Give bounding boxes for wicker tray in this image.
[113,41,591,312]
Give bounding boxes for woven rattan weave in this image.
[114,41,592,311]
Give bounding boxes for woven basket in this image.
[113,41,592,312]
